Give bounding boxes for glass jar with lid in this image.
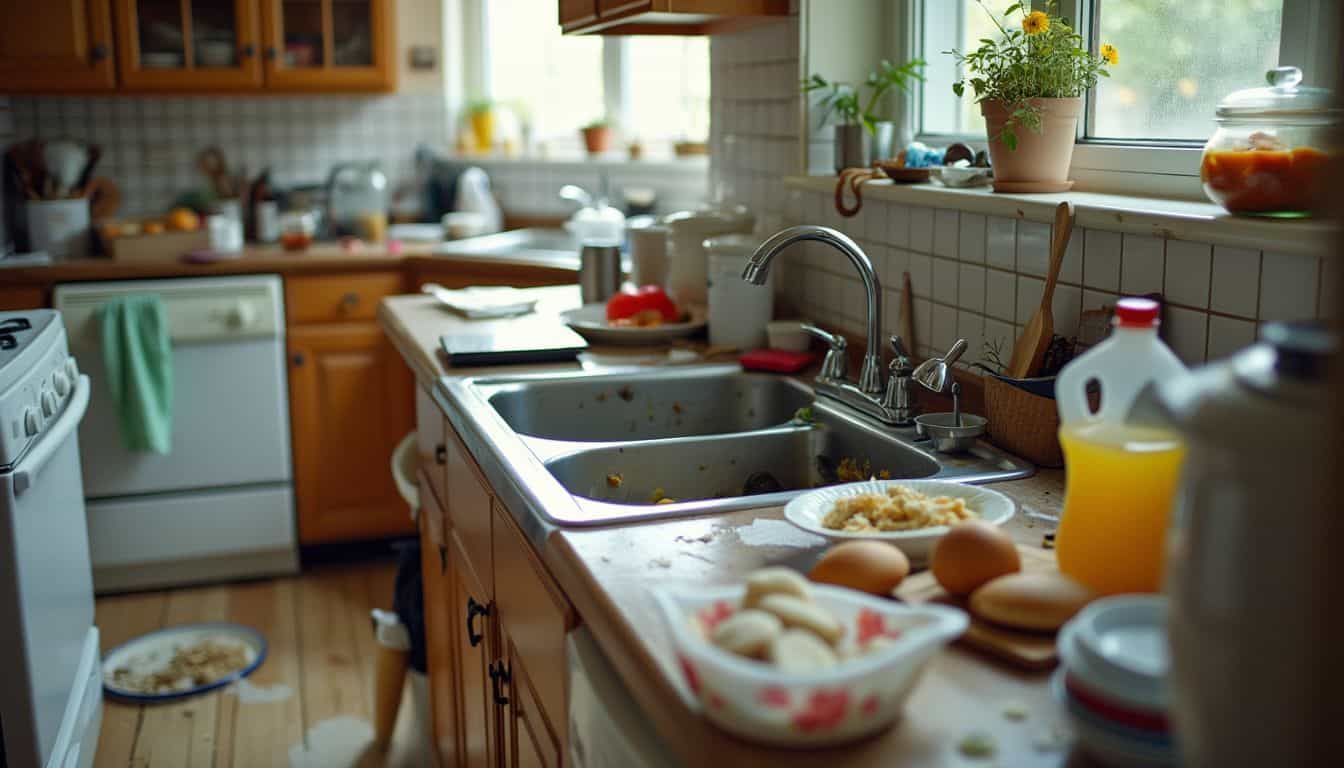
[1200,66,1337,218]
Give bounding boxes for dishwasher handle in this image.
[13,375,90,496]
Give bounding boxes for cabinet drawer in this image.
[493,502,575,744]
[285,272,404,324]
[446,425,494,597]
[415,386,448,512]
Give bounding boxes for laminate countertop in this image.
[378,291,1089,768]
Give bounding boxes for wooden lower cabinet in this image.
[502,633,563,768]
[420,472,459,768]
[288,321,415,543]
[452,530,502,768]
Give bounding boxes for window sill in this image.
[786,175,1334,258]
[448,153,710,173]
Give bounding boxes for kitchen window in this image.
[473,0,710,155]
[904,0,1336,193]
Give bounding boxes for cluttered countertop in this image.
[378,289,1096,767]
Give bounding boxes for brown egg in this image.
[808,541,910,596]
[931,520,1021,596]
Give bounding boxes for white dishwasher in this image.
[54,275,297,592]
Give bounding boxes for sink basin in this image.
[436,228,577,264]
[441,365,1034,528]
[481,368,813,442]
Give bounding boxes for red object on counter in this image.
[739,349,816,374]
[606,284,678,322]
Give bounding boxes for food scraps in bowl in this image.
[822,484,974,533]
[109,637,253,694]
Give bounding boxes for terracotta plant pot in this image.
[582,125,613,155]
[981,97,1082,193]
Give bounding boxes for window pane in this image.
[920,0,1019,135]
[627,37,711,143]
[486,0,604,141]
[1090,0,1283,141]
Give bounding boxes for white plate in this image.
[102,622,266,702]
[561,303,707,345]
[782,479,1015,562]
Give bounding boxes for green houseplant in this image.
[949,1,1116,191]
[580,119,613,156]
[803,58,925,171]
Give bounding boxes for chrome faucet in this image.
[745,225,905,424]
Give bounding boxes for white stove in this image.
[0,309,101,768]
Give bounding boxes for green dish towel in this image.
[98,294,173,453]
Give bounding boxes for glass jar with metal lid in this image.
[1199,66,1337,217]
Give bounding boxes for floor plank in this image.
[299,567,373,728]
[221,577,304,768]
[92,591,169,768]
[128,585,231,768]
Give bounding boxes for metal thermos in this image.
[579,244,622,304]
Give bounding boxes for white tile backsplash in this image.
[710,14,1317,370]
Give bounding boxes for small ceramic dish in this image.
[874,161,932,184]
[1057,596,1171,715]
[653,583,967,747]
[914,412,988,453]
[102,623,266,702]
[1052,670,1178,767]
[561,303,707,345]
[782,479,1015,562]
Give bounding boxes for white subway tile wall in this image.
[734,15,1328,369]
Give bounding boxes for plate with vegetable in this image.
[562,285,707,345]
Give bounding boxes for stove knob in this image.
[225,301,256,329]
[52,370,70,397]
[23,408,40,437]
[40,390,57,418]
[65,357,79,380]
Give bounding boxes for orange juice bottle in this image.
[1054,298,1188,595]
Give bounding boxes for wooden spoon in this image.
[1007,201,1075,378]
[899,271,916,352]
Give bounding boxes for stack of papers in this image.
[422,283,539,319]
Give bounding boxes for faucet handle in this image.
[889,335,912,371]
[802,323,848,381]
[941,338,968,367]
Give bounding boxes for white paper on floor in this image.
[288,677,432,768]
[734,518,827,549]
[230,679,293,704]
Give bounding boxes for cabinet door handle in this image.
[291,353,305,367]
[340,292,360,310]
[466,597,490,647]
[241,43,256,58]
[437,544,447,575]
[434,444,446,465]
[266,46,278,61]
[91,44,109,62]
[489,661,511,707]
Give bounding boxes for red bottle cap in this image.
[1115,297,1160,328]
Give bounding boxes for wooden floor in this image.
[93,559,429,768]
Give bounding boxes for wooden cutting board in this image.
[896,545,1061,671]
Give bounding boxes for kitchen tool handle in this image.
[489,661,511,707]
[1042,201,1075,305]
[466,597,490,647]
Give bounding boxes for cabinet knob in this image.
[489,661,511,707]
[340,292,361,311]
[434,444,446,465]
[466,597,490,647]
[241,43,256,58]
[291,353,305,367]
[266,46,278,61]
[91,44,109,62]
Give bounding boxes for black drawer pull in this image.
[466,597,490,647]
[437,544,447,575]
[435,444,446,465]
[489,661,511,707]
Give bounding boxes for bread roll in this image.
[756,593,845,645]
[969,571,1095,631]
[769,629,839,671]
[809,541,910,596]
[710,609,782,659]
[743,567,812,608]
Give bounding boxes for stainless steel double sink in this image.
[439,365,1033,529]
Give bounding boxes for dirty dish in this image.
[653,582,966,747]
[102,622,266,702]
[783,479,1015,562]
[561,303,707,345]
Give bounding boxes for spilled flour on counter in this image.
[230,678,293,704]
[734,519,827,549]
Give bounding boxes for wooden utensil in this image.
[1006,201,1075,379]
[899,271,916,351]
[72,144,102,197]
[197,146,232,197]
[87,177,121,219]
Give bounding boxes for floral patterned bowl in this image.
[652,583,968,747]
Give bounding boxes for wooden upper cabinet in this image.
[113,0,263,90]
[0,0,116,91]
[261,0,396,92]
[569,0,791,35]
[558,0,598,32]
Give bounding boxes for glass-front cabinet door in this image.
[114,0,262,89]
[262,0,394,91]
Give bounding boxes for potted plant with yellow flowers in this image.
[950,1,1117,192]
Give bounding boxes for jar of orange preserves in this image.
[1200,66,1336,218]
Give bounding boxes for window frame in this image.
[898,0,1335,198]
[457,1,708,152]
